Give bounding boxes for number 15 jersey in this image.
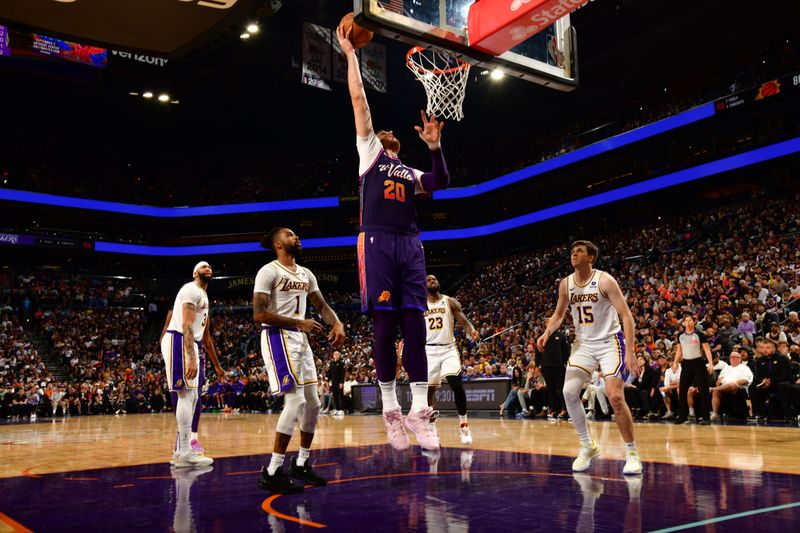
[357,132,426,235]
[568,269,621,343]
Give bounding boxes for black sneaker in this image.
[257,466,304,494]
[289,457,328,487]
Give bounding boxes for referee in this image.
[673,314,714,424]
[536,327,570,418]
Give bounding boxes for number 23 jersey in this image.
[254,261,319,320]
[568,269,621,343]
[357,132,426,234]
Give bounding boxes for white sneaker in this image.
[662,411,674,420]
[459,424,473,445]
[710,413,721,422]
[623,450,643,475]
[169,450,180,466]
[173,451,214,468]
[572,441,601,472]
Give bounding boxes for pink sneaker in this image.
[382,408,410,451]
[190,439,205,454]
[405,407,440,451]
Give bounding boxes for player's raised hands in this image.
[414,110,444,149]
[299,319,325,335]
[328,322,346,348]
[336,24,355,55]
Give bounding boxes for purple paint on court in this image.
[1,445,798,531]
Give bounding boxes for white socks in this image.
[191,432,198,442]
[267,453,285,476]
[380,380,401,412]
[410,382,429,412]
[458,414,468,425]
[175,390,195,454]
[297,447,310,467]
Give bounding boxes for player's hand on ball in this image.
[336,24,355,55]
[414,110,444,149]
[299,319,324,335]
[328,322,346,347]
[626,351,642,378]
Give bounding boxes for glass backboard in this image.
[355,0,577,91]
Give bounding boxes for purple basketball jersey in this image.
[359,149,423,234]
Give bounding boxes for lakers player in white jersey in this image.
[254,227,345,494]
[160,261,214,468]
[424,275,479,445]
[538,241,643,475]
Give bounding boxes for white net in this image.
[406,47,471,122]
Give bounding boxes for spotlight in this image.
[143,91,154,99]
[240,32,251,40]
[490,69,504,80]
[158,93,170,102]
[246,23,259,34]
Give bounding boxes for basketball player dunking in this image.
[538,241,643,475]
[254,228,345,494]
[160,261,215,468]
[424,274,479,444]
[337,25,452,451]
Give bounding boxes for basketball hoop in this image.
[406,46,471,122]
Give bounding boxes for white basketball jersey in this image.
[568,269,620,343]
[168,282,209,341]
[425,295,455,345]
[253,260,319,320]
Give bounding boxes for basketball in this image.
[339,12,373,49]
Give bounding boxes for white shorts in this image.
[161,330,201,392]
[261,327,317,393]
[568,331,626,379]
[426,344,461,385]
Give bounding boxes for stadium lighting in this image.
[240,32,251,40]
[142,92,154,99]
[246,23,259,34]
[129,92,139,96]
[158,93,170,103]
[490,69,504,80]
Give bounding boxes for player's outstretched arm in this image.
[308,290,346,348]
[537,278,570,351]
[253,292,323,334]
[600,273,642,377]
[449,297,478,342]
[416,111,450,193]
[336,24,373,138]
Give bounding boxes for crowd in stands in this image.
[2,188,799,422]
[9,272,144,313]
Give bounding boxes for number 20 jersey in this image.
[357,133,425,234]
[568,269,621,343]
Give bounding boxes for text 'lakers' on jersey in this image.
[357,133,424,234]
[168,282,209,341]
[568,270,620,342]
[253,260,319,321]
[425,295,455,345]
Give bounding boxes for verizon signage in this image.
[0,0,260,56]
[467,0,588,56]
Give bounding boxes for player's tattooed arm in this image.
[253,292,324,335]
[450,297,478,342]
[182,302,199,380]
[308,291,346,348]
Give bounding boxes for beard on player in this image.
[286,240,302,258]
[198,271,213,283]
[377,130,401,154]
[426,275,440,295]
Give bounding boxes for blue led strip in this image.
[0,189,339,217]
[433,103,716,200]
[94,137,800,256]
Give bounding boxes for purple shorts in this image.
[358,231,427,314]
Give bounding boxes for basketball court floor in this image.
[1,413,799,531]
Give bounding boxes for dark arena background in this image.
[1,1,800,531]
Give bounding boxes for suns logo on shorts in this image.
[176,379,183,387]
[378,290,391,302]
[282,376,290,386]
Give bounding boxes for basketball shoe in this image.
[572,441,601,472]
[383,408,410,451]
[405,407,440,451]
[459,423,473,445]
[173,450,214,468]
[258,466,304,494]
[289,457,327,487]
[623,449,643,475]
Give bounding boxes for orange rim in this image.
[406,46,470,75]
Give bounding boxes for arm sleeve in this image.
[254,266,277,295]
[357,133,383,176]
[418,148,450,193]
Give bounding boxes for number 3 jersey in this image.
[568,269,621,343]
[425,295,455,345]
[167,282,209,341]
[357,132,426,234]
[253,260,319,320]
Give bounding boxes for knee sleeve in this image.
[300,384,321,433]
[275,387,306,436]
[175,389,197,431]
[445,375,468,416]
[563,369,587,402]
